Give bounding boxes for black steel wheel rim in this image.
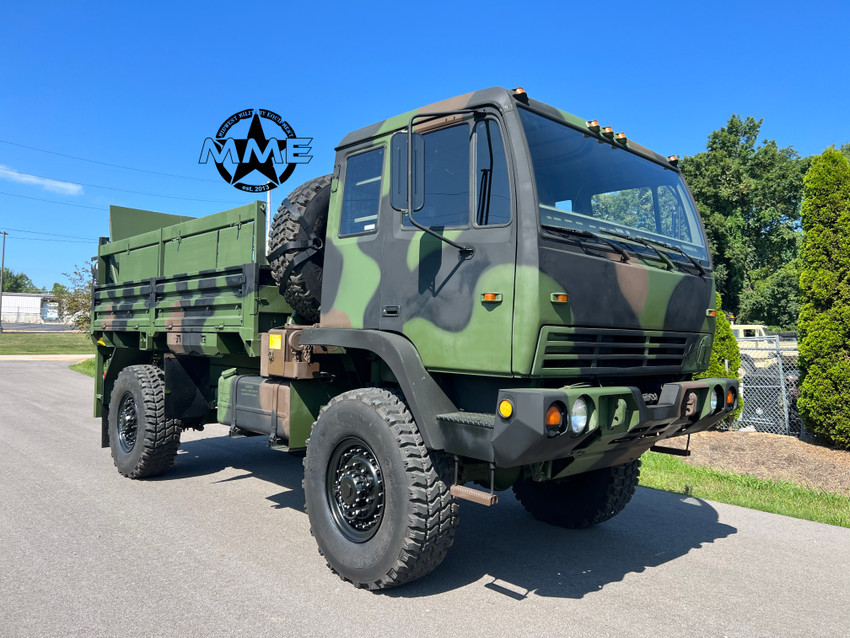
[116,392,139,453]
[326,437,385,543]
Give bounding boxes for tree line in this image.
[681,116,850,330]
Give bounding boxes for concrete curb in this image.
[0,354,96,361]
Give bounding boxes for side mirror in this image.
[390,131,424,213]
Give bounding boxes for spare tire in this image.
[269,175,332,323]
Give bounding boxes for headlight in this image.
[570,397,588,435]
[710,387,719,412]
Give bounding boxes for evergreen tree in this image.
[797,148,850,449]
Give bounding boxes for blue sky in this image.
[1,0,848,290]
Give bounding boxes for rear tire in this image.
[513,459,641,528]
[269,175,332,323]
[303,388,458,589]
[109,365,181,479]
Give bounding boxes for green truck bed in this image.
[92,201,291,358]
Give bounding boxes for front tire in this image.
[513,459,641,528]
[303,388,458,589]
[108,365,181,479]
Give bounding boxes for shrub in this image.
[695,292,742,423]
[797,149,850,449]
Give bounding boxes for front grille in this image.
[533,327,692,376]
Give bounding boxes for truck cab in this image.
[311,87,733,472]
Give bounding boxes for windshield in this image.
[519,108,709,264]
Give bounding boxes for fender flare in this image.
[299,328,455,450]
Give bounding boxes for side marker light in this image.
[499,400,513,419]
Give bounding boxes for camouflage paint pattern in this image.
[321,87,716,377]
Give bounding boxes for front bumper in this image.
[438,378,738,473]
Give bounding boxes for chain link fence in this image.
[735,336,803,436]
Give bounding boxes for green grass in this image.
[69,357,96,377]
[0,331,95,354]
[639,451,850,528]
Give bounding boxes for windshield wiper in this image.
[600,229,674,270]
[600,230,706,276]
[542,225,630,263]
[655,241,707,276]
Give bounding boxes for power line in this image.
[0,167,242,205]
[1,235,93,244]
[0,227,92,240]
[0,138,223,184]
[0,190,104,210]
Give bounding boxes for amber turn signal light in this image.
[545,404,563,427]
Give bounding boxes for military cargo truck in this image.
[92,87,738,589]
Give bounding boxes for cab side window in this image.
[340,148,384,236]
[404,125,469,228]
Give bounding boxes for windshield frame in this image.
[517,106,711,268]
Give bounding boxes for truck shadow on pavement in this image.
[165,433,737,599]
[396,486,737,599]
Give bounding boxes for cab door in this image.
[378,115,516,375]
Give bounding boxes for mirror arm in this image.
[407,111,481,259]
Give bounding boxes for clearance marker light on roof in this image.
[616,132,628,144]
[668,155,679,167]
[602,127,615,139]
[512,87,529,103]
[586,120,601,133]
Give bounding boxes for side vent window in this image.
[474,120,511,226]
[340,148,384,236]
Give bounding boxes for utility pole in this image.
[0,231,7,333]
[266,187,271,250]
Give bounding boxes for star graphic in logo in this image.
[229,113,285,186]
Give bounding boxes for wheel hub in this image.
[327,439,384,542]
[116,393,139,453]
